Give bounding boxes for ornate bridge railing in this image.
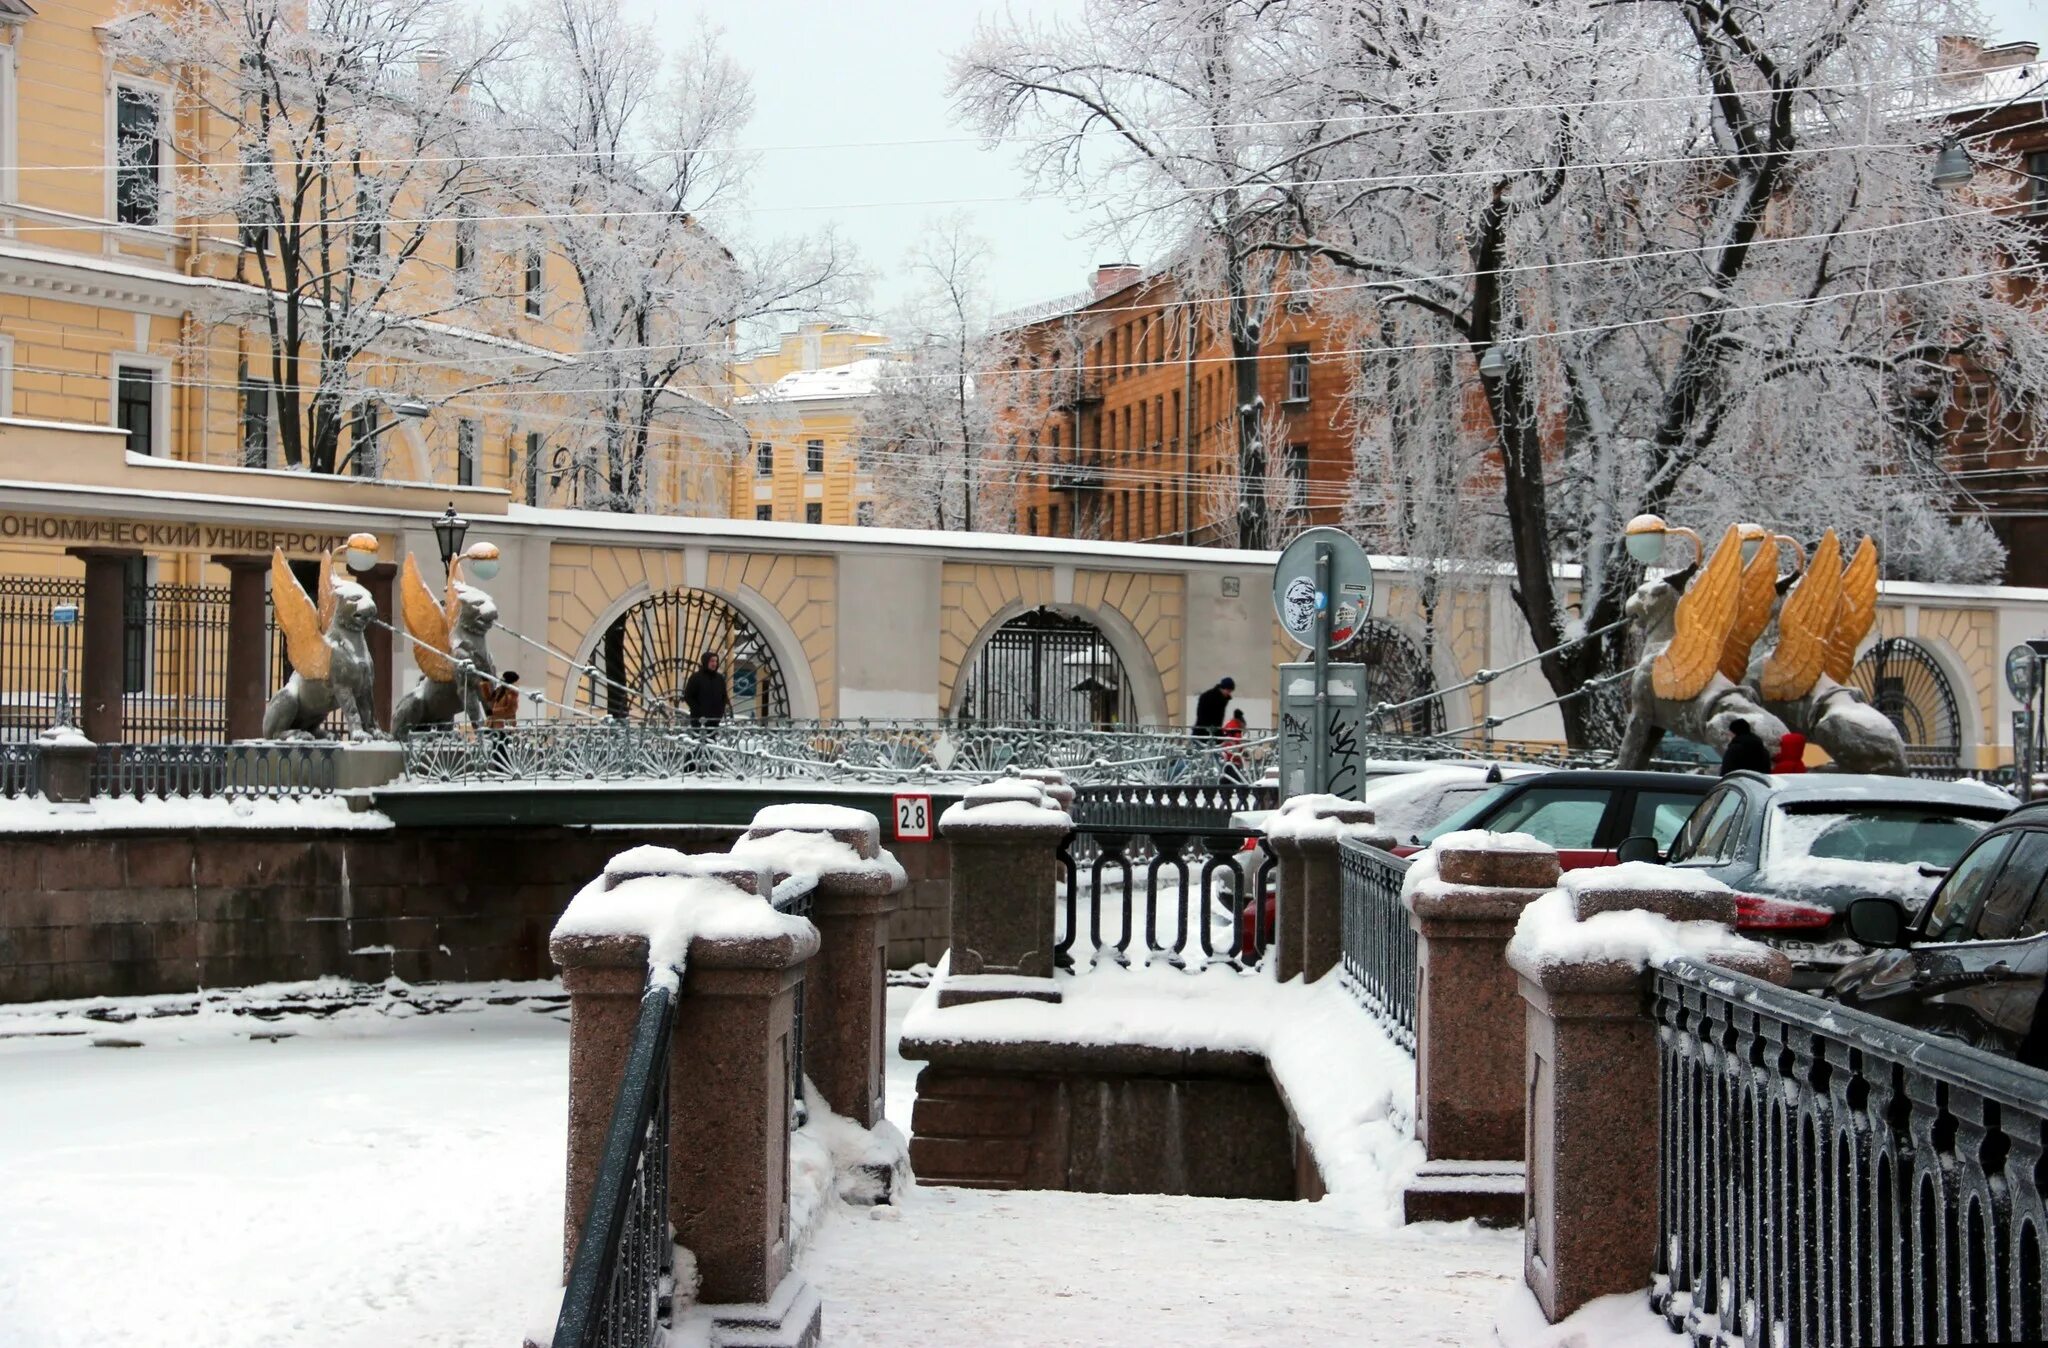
[89,742,341,800]
[1067,781,1277,830]
[1338,840,1417,1050]
[1055,817,1278,971]
[400,719,1278,787]
[551,972,676,1348]
[1652,957,2048,1347]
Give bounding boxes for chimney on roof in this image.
[1092,262,1142,299]
[1937,34,2039,83]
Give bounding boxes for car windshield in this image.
[1421,783,1515,842]
[1766,804,1997,870]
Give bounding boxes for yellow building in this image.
[730,324,895,526]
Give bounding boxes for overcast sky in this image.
[617,0,2044,329]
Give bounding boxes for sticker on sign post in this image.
[893,793,933,841]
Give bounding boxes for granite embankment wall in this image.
[0,826,951,1003]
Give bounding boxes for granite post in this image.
[739,807,901,1128]
[1266,796,1383,982]
[549,929,651,1278]
[1401,839,1561,1225]
[67,547,140,745]
[937,780,1073,1007]
[1508,874,1790,1323]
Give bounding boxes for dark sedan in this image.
[1404,769,1714,869]
[1830,803,2048,1068]
[1659,772,2012,986]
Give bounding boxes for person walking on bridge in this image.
[1195,677,1234,738]
[684,652,730,728]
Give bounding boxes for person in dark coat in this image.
[1194,677,1235,738]
[1720,718,1773,777]
[683,652,730,727]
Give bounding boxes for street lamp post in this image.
[433,504,469,577]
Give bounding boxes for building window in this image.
[457,419,479,486]
[524,431,543,506]
[805,439,824,474]
[856,501,874,527]
[2029,150,2048,214]
[1285,345,1311,404]
[1286,442,1309,519]
[755,505,773,522]
[522,246,543,316]
[1049,504,1061,537]
[804,503,822,525]
[114,87,164,226]
[115,364,158,456]
[350,403,381,478]
[351,173,383,263]
[454,207,479,291]
[1027,506,1039,535]
[239,371,272,468]
[239,147,275,253]
[755,441,773,476]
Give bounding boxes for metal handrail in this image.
[553,973,678,1348]
[1653,956,2048,1346]
[1337,839,1417,1049]
[1056,816,1278,971]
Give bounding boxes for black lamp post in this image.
[433,503,469,575]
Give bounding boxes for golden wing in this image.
[271,548,331,682]
[1762,529,1843,703]
[1652,523,1745,701]
[1824,535,1879,684]
[401,554,456,683]
[1719,545,1779,683]
[316,549,336,630]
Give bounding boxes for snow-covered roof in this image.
[738,357,890,405]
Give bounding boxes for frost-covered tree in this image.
[955,1,1321,549]
[107,0,513,474]
[860,220,1027,532]
[492,0,848,513]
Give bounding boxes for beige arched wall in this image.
[1911,607,1996,763]
[1074,569,1185,723]
[546,543,837,717]
[937,563,1054,714]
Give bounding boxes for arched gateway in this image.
[955,607,1136,726]
[594,588,791,720]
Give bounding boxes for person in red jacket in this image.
[1220,708,1248,784]
[1772,730,1808,774]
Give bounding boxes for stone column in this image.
[213,554,271,742]
[1266,797,1382,982]
[1508,876,1790,1323]
[671,928,817,1308]
[355,561,398,730]
[67,547,140,744]
[1402,840,1560,1225]
[549,930,651,1275]
[738,807,901,1129]
[937,780,1071,1007]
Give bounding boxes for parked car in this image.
[1828,801,2048,1067]
[1657,772,2013,987]
[1402,769,1716,868]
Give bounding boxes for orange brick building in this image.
[1001,263,1357,546]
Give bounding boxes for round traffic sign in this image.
[2006,644,2038,702]
[1272,527,1374,650]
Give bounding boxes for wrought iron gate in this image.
[596,589,789,721]
[1337,618,1443,735]
[957,607,1134,726]
[0,576,84,741]
[123,580,232,742]
[1851,637,1961,770]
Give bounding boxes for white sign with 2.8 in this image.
[893,793,933,842]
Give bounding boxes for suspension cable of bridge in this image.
[1363,614,1632,728]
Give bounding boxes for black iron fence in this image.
[1338,840,1417,1050]
[1067,781,1276,831]
[1652,957,2048,1347]
[1056,818,1277,970]
[0,576,84,740]
[552,975,676,1348]
[0,741,36,798]
[775,875,815,1129]
[122,580,231,742]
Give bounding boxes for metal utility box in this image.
[1276,661,1366,799]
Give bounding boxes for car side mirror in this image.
[1616,835,1662,865]
[1846,897,1910,949]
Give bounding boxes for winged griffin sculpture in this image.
[262,536,381,739]
[391,551,499,738]
[1615,522,1907,774]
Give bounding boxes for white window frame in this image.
[522,241,544,318]
[456,417,480,487]
[107,79,174,230]
[111,354,171,457]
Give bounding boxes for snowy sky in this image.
[516,0,2045,327]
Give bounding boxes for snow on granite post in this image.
[1505,864,1791,1324]
[1265,795,1388,982]
[733,804,907,1128]
[35,726,96,804]
[1020,767,1076,813]
[548,851,821,1332]
[936,779,1073,1007]
[1399,830,1560,1225]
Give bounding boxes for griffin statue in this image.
[1614,522,1907,774]
[391,548,500,738]
[262,535,381,739]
